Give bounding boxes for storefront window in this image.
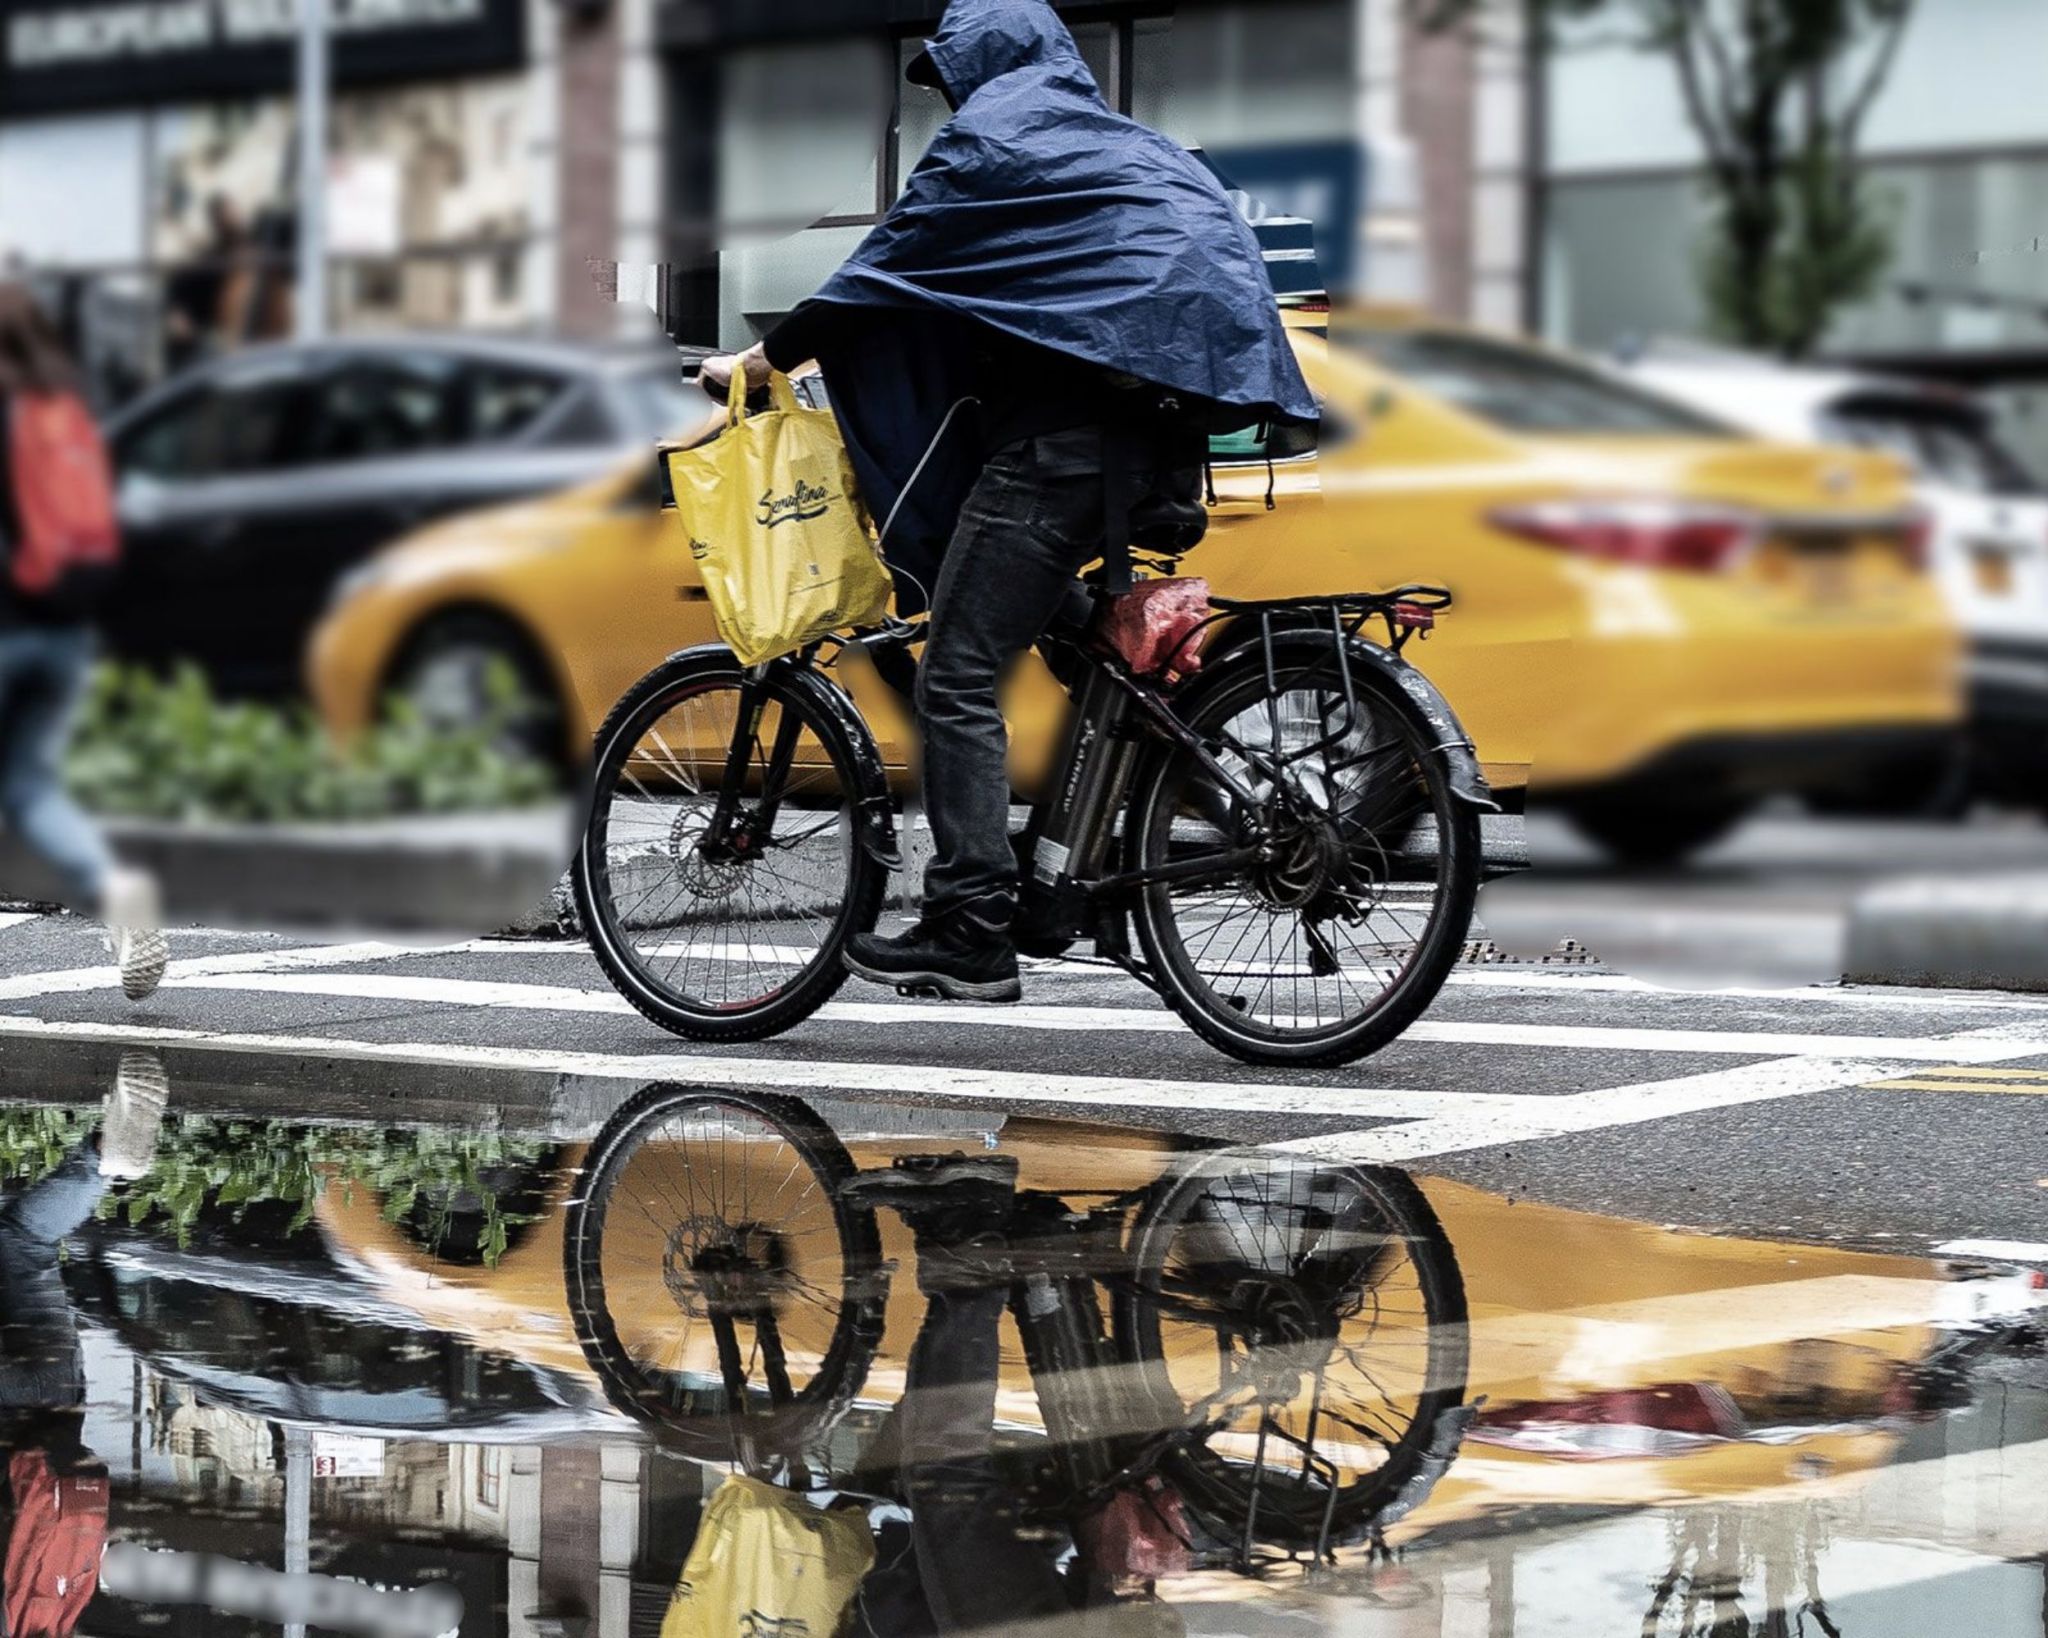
[720,40,891,231]
[1132,2,1351,150]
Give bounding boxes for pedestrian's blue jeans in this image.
[0,625,113,912]
[0,1146,107,1412]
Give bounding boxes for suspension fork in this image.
[703,663,805,850]
[709,1306,796,1406]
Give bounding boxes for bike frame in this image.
[687,583,1474,979]
[1012,585,1467,973]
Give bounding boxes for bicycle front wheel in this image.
[563,1083,887,1459]
[574,653,887,1042]
[1128,642,1480,1067]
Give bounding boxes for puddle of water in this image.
[1,1044,2043,1637]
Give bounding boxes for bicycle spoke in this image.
[586,671,867,1021]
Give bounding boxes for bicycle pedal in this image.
[895,982,950,1001]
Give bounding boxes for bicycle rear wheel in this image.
[563,1083,887,1460]
[1114,1154,1469,1551]
[574,653,887,1041]
[1128,640,1480,1067]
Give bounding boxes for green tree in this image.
[1422,0,1914,356]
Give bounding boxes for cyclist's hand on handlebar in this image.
[698,343,772,395]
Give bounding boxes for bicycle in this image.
[573,567,1494,1067]
[561,1082,1473,1567]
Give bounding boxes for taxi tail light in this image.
[1899,507,1934,572]
[1490,499,1763,573]
[1468,1383,1746,1459]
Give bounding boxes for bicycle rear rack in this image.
[1185,584,1454,798]
[1235,1408,1345,1576]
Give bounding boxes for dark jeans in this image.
[916,437,1107,919]
[0,1148,106,1415]
[0,626,115,912]
[900,1283,1071,1632]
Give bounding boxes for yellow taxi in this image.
[308,312,1962,864]
[312,1110,1968,1533]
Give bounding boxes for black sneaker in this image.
[841,1154,1020,1289]
[845,899,1022,1003]
[839,1152,1020,1233]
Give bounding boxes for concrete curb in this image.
[1844,873,2048,991]
[1,807,1525,938]
[0,809,573,934]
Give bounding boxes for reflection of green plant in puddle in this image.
[0,1107,101,1184]
[106,1118,550,1267]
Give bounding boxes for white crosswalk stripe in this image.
[6,918,2048,1164]
[146,968,2048,1062]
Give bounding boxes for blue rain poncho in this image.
[778,0,1317,594]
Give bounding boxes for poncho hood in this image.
[797,0,1318,596]
[924,0,1096,102]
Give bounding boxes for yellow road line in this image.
[1864,1076,2048,1094]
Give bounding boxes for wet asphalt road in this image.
[3,805,2047,1261]
[7,809,2048,1638]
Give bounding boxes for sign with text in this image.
[310,1432,386,1478]
[0,0,524,115]
[1206,140,1366,298]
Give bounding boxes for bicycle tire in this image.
[574,652,887,1043]
[562,1082,888,1460]
[1127,641,1480,1067]
[1113,1155,1470,1551]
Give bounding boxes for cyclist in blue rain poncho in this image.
[702,0,1316,1005]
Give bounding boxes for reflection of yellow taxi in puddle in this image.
[308,313,1959,865]
[313,1105,2000,1537]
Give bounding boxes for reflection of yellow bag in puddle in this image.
[658,1473,875,1638]
[664,370,893,668]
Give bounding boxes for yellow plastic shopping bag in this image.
[658,1473,875,1638]
[664,369,893,667]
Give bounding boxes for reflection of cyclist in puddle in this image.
[0,1052,167,1638]
[845,1154,1185,1638]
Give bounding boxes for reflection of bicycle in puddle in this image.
[562,1083,1471,1566]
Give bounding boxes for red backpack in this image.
[3,1448,109,1638]
[6,390,121,615]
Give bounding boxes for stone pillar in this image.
[506,1446,544,1638]
[597,1444,642,1638]
[556,0,622,338]
[522,0,561,331]
[1469,3,1532,331]
[1356,0,1425,306]
[1400,10,1477,319]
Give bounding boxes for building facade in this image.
[0,0,1533,400]
[1538,0,2048,364]
[657,0,1536,349]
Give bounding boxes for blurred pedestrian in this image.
[161,195,241,372]
[0,1050,169,1638]
[0,284,166,1000]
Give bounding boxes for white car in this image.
[1626,353,2048,809]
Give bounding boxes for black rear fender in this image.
[1182,622,1497,812]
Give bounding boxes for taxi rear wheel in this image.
[387,610,569,776]
[1564,796,1754,867]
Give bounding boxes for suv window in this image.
[1332,328,1734,437]
[309,357,462,460]
[622,365,714,438]
[467,363,566,442]
[118,368,310,480]
[1825,400,2040,497]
